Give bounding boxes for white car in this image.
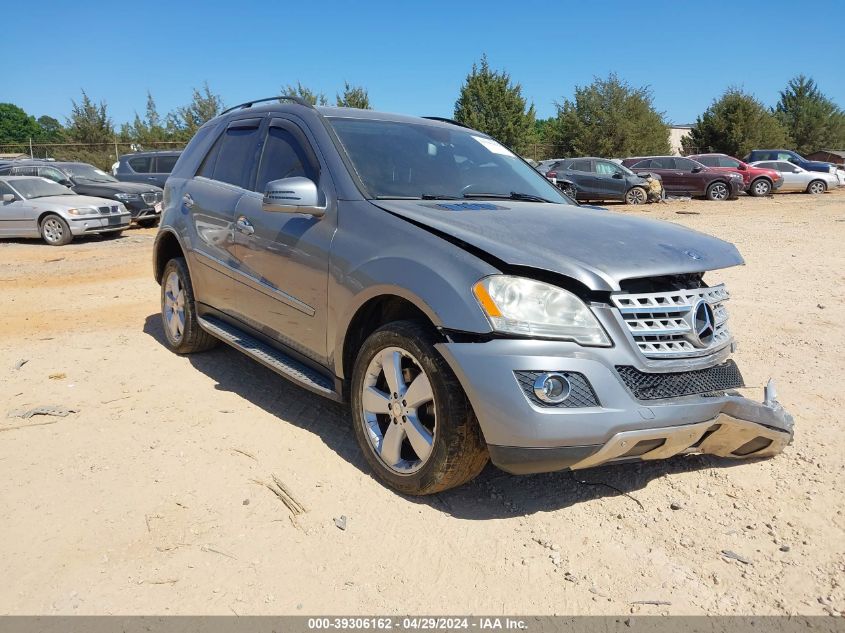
[748,160,839,194]
[0,176,131,245]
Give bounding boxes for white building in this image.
[669,124,693,155]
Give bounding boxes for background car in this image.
[544,157,660,204]
[743,149,837,175]
[748,160,839,194]
[0,176,130,245]
[0,160,164,226]
[114,150,181,188]
[688,153,783,197]
[621,156,743,200]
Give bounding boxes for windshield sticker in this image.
[471,136,515,157]
[425,202,507,212]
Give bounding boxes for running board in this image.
[197,315,336,399]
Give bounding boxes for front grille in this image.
[611,284,732,359]
[141,191,162,206]
[513,371,599,408]
[98,205,118,214]
[616,360,744,400]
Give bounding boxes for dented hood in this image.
[374,200,744,292]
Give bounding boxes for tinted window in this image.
[197,133,224,179]
[631,159,652,169]
[255,125,318,193]
[155,155,179,173]
[38,167,66,182]
[674,158,698,171]
[210,120,262,188]
[696,156,718,167]
[777,162,797,171]
[128,156,152,173]
[719,157,741,168]
[595,161,620,176]
[569,159,592,172]
[0,182,16,197]
[652,157,676,169]
[13,166,37,176]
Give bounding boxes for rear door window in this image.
[155,155,179,174]
[718,157,741,168]
[674,158,697,171]
[695,156,717,167]
[38,166,66,182]
[569,159,593,172]
[631,159,652,169]
[651,157,676,169]
[12,166,37,176]
[207,118,263,188]
[128,156,152,173]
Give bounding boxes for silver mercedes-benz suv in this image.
[152,96,794,495]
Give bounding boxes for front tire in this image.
[625,186,647,205]
[749,178,771,197]
[807,180,827,195]
[350,321,488,495]
[705,181,730,201]
[160,257,218,354]
[40,214,72,246]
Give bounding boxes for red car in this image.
[688,153,783,197]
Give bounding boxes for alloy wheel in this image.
[709,183,728,200]
[360,346,436,474]
[42,218,64,244]
[626,188,646,204]
[753,180,770,196]
[163,271,186,342]
[809,181,825,194]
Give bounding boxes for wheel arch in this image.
[153,229,187,284]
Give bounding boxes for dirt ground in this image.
[1,191,844,616]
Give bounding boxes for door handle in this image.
[235,215,255,235]
[182,193,194,208]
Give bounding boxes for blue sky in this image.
[5,0,844,127]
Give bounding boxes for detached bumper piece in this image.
[489,381,794,475]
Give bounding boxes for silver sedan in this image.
[748,160,840,194]
[0,176,131,245]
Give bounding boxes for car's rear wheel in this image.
[350,320,488,495]
[625,186,647,205]
[705,181,729,201]
[807,180,827,195]
[560,182,577,199]
[160,257,218,354]
[749,178,771,197]
[40,214,72,246]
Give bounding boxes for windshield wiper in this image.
[373,194,462,200]
[463,191,552,203]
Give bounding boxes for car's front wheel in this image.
[160,257,218,354]
[40,214,73,246]
[350,321,488,495]
[807,180,827,195]
[705,181,730,201]
[749,178,771,197]
[625,186,647,205]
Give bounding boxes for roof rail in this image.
[220,95,315,116]
[422,116,471,129]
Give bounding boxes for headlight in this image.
[114,193,141,201]
[472,275,611,346]
[66,207,99,216]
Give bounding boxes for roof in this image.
[121,150,181,157]
[809,149,845,159]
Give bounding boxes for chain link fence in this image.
[0,140,187,171]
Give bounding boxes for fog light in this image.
[533,373,571,404]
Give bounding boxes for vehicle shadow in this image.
[143,313,752,519]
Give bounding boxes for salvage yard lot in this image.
[1,192,844,615]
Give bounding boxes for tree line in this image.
[1,58,843,167]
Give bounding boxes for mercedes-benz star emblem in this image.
[691,300,715,347]
[683,249,703,260]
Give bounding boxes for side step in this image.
[197,315,336,399]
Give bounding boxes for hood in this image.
[373,200,744,292]
[31,194,125,209]
[72,180,161,195]
[806,160,836,171]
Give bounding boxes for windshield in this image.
[63,163,118,183]
[11,178,75,199]
[328,118,573,204]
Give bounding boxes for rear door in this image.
[184,116,264,314]
[123,156,153,184]
[645,157,682,192]
[228,116,335,363]
[674,157,706,195]
[566,158,595,197]
[152,154,179,188]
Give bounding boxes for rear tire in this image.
[749,178,771,197]
[160,257,219,354]
[625,186,647,205]
[807,180,826,195]
[350,320,488,495]
[40,214,72,246]
[705,181,729,201]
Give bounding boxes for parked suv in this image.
[153,97,793,495]
[0,160,163,226]
[743,149,837,175]
[621,156,743,200]
[544,157,661,204]
[688,153,783,197]
[114,150,182,188]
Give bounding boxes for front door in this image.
[595,160,627,199]
[229,117,335,364]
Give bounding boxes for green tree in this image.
[454,55,536,153]
[682,88,790,157]
[66,91,114,144]
[0,103,41,143]
[775,75,845,155]
[169,82,225,140]
[282,82,327,106]
[336,82,371,109]
[36,115,65,143]
[123,91,170,145]
[548,74,669,157]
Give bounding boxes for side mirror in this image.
[1,193,14,203]
[737,163,747,171]
[792,168,801,173]
[60,179,73,187]
[612,172,623,179]
[691,166,703,173]
[262,177,325,217]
